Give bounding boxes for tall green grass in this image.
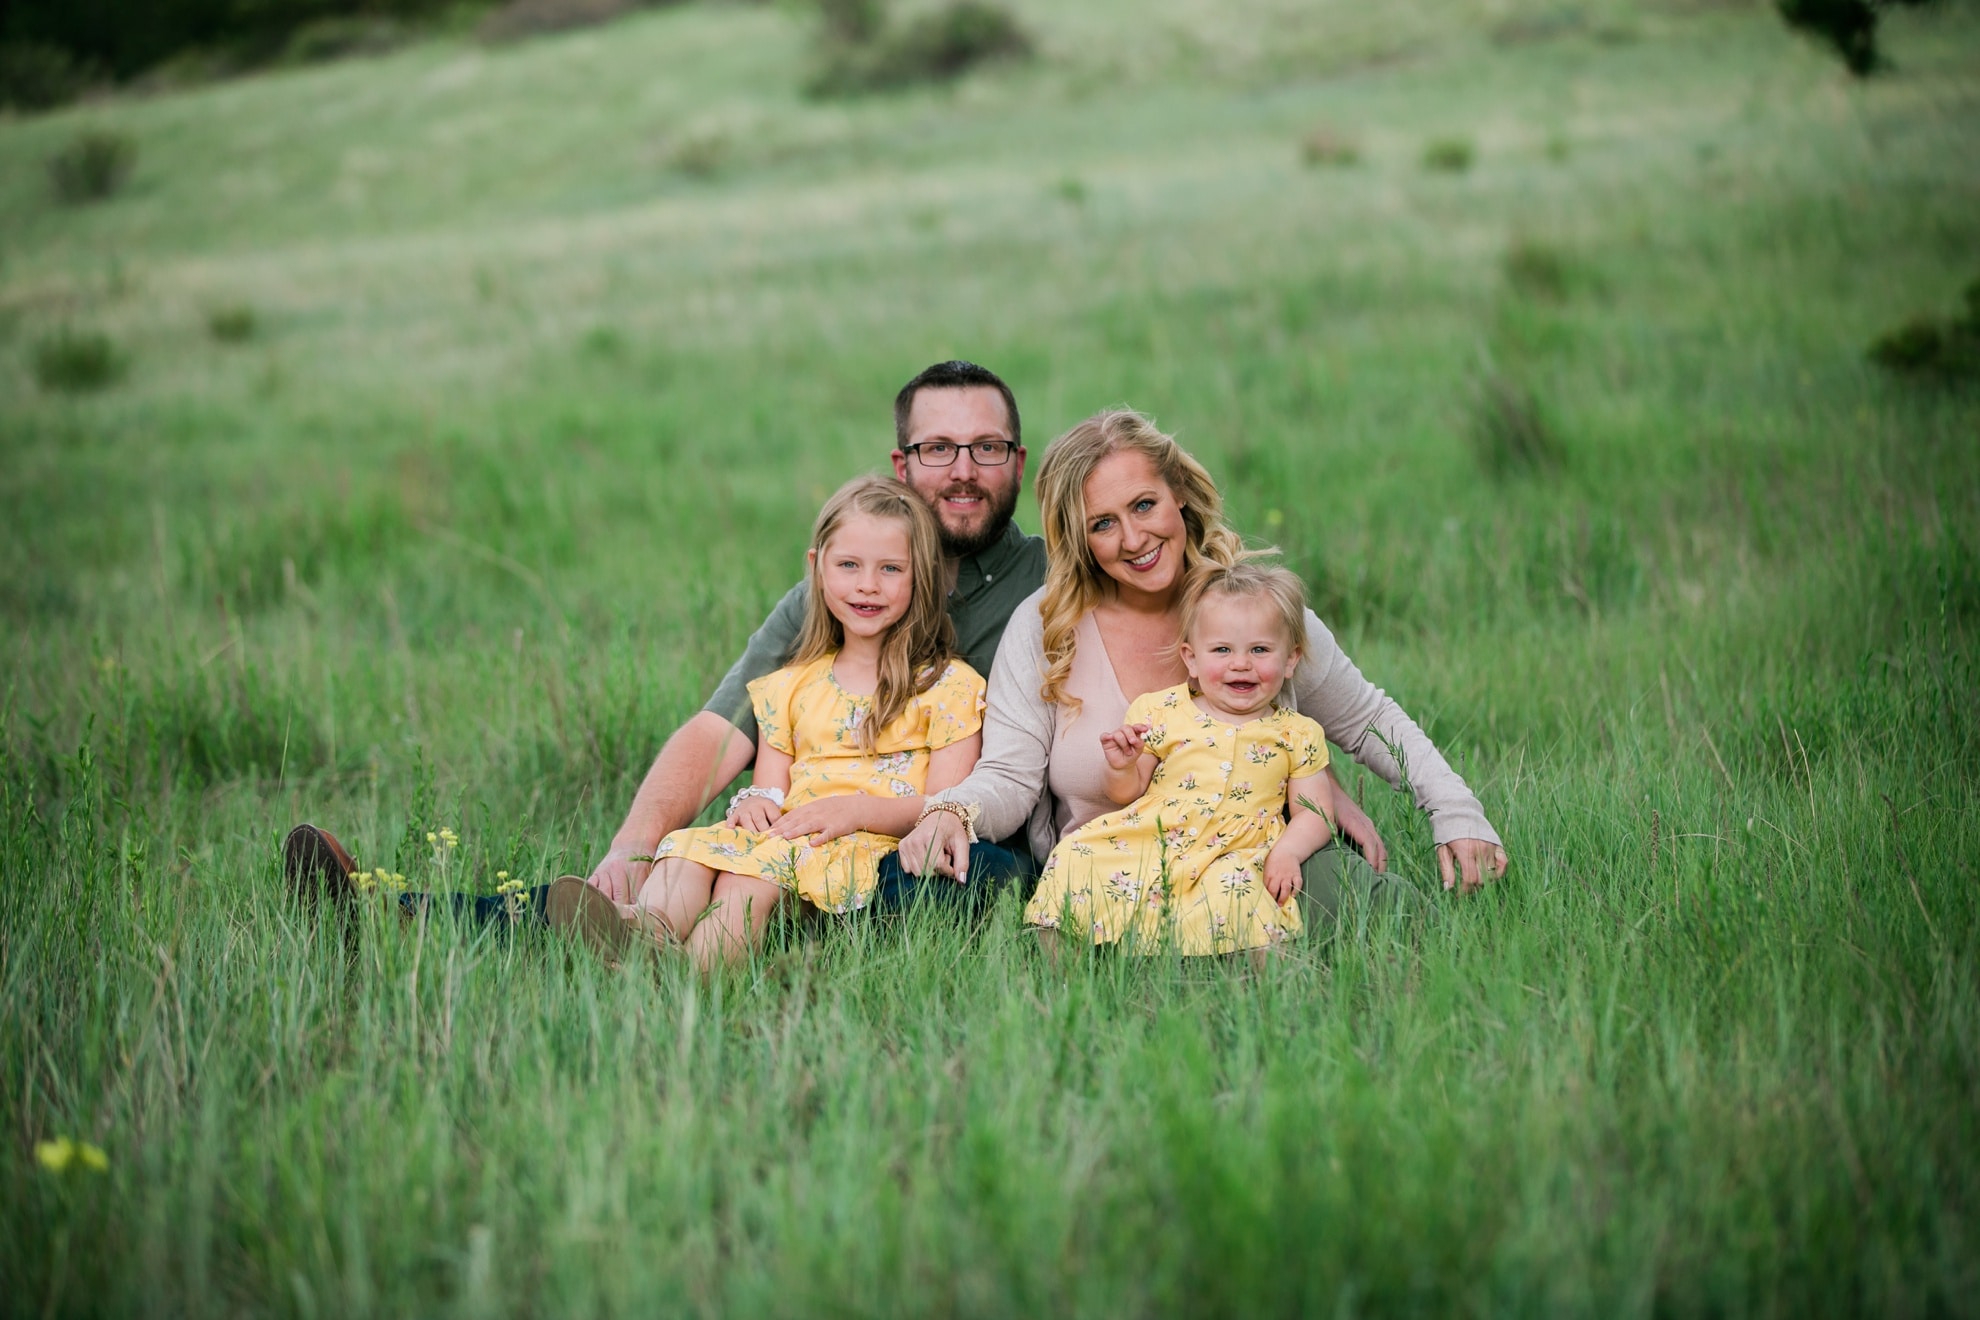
[2,1,1977,1313]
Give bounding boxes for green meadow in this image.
[3,0,1978,1312]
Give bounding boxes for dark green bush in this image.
[46,130,137,204]
[1868,316,1944,371]
[1467,368,1565,478]
[1421,137,1474,173]
[1503,237,1573,301]
[2,0,462,81]
[31,329,127,394]
[207,304,257,344]
[810,0,1030,96]
[1867,282,1980,380]
[0,40,93,110]
[1775,0,1931,76]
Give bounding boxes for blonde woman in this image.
[898,410,1506,918]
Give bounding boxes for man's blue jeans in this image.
[398,841,1036,928]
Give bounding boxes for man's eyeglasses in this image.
[900,440,1016,467]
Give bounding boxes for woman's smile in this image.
[1082,449,1187,603]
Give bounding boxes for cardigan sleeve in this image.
[929,587,1056,848]
[1293,610,1501,848]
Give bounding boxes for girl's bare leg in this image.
[1032,926,1064,971]
[683,873,785,971]
[633,858,718,944]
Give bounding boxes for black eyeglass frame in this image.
[899,440,1018,467]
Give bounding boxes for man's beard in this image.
[934,479,1021,559]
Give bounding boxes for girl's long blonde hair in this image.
[1034,410,1249,711]
[788,476,957,748]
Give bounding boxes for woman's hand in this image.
[1437,839,1508,894]
[766,796,869,846]
[1098,722,1150,771]
[728,797,783,833]
[1325,774,1387,873]
[897,809,970,881]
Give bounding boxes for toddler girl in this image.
[1024,561,1332,956]
[551,476,984,968]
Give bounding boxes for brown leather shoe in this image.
[545,876,632,967]
[283,823,359,914]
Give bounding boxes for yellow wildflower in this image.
[426,832,438,844]
[36,1138,106,1174]
[36,1137,74,1172]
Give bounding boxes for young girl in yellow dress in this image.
[559,477,984,969]
[1024,561,1334,956]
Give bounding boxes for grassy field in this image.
[4,0,1978,1313]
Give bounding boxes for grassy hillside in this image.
[3,1,1978,1313]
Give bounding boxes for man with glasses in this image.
[582,360,1046,909]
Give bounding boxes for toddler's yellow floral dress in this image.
[1024,683,1328,955]
[652,653,984,912]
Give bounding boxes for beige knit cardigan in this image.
[933,587,1503,862]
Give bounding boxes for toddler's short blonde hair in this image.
[1177,560,1308,668]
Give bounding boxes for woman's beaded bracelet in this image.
[728,785,785,816]
[915,798,980,843]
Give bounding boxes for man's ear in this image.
[890,451,910,483]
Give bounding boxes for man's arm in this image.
[586,582,807,902]
[587,714,757,902]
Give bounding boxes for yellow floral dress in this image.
[1024,684,1328,955]
[652,653,985,913]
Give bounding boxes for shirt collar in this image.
[954,520,1033,592]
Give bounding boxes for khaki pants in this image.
[1296,840,1434,938]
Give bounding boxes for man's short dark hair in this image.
[893,361,1021,451]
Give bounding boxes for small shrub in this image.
[282,17,405,64]
[478,0,634,44]
[31,330,127,394]
[817,0,886,44]
[1778,0,1880,76]
[1467,369,1564,478]
[811,0,1030,96]
[1504,237,1571,301]
[668,128,729,178]
[1868,316,1944,371]
[1421,137,1474,173]
[889,2,1030,80]
[1867,282,1980,380]
[1490,10,1585,46]
[46,131,137,205]
[0,40,94,111]
[1300,127,1360,167]
[207,305,257,344]
[581,324,627,359]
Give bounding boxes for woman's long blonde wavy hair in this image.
[788,476,957,749]
[1034,410,1249,711]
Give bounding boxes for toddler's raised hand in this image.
[1099,722,1150,771]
